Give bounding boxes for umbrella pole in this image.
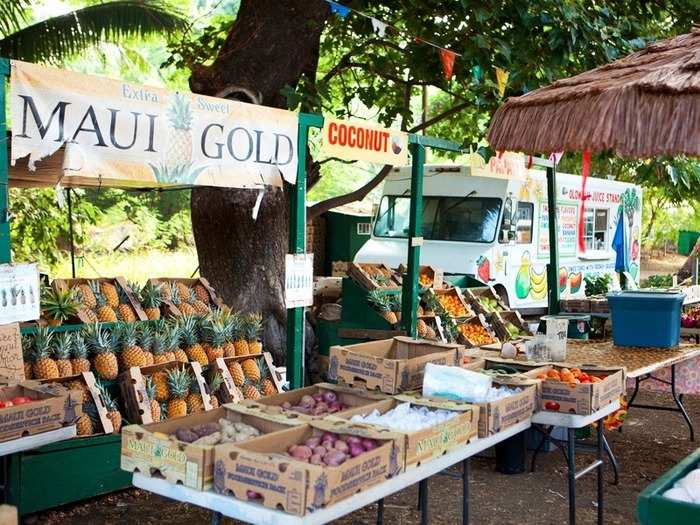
[546,165,560,314]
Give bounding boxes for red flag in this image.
[577,150,591,252]
[439,49,456,80]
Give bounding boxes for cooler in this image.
[607,291,684,348]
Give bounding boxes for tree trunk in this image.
[188,0,329,366]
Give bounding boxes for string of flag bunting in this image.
[324,0,509,95]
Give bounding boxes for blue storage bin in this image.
[607,291,685,348]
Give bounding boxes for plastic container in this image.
[538,314,591,340]
[607,291,685,348]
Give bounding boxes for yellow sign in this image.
[321,118,408,165]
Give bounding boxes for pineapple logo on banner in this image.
[9,60,299,190]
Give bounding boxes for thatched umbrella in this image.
[487,26,700,158]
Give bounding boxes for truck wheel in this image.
[494,285,510,308]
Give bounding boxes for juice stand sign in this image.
[538,202,577,258]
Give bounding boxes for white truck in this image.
[354,163,642,310]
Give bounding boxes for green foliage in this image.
[641,274,673,288]
[583,274,612,297]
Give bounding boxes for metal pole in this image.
[0,59,11,264]
[402,142,425,337]
[66,188,76,278]
[546,165,560,314]
[286,113,323,389]
[567,428,576,525]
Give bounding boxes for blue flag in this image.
[611,206,629,273]
[326,1,351,18]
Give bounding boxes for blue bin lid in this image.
[607,291,685,303]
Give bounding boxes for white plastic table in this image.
[133,419,531,525]
[0,426,76,457]
[531,401,621,525]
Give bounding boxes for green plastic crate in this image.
[678,230,700,256]
[638,447,700,525]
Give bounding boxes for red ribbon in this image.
[577,150,591,252]
[439,49,456,80]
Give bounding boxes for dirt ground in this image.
[640,253,686,280]
[28,390,699,525]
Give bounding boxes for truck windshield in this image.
[373,196,502,243]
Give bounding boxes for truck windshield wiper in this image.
[443,190,477,213]
[375,189,410,223]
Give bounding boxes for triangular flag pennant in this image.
[495,67,509,98]
[439,49,456,80]
[549,151,564,165]
[371,17,387,37]
[326,0,350,18]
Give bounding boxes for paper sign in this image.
[321,118,408,165]
[0,263,40,324]
[285,254,314,309]
[472,151,526,180]
[0,323,24,381]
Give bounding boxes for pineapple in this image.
[151,370,170,402]
[245,313,263,354]
[21,335,34,380]
[208,373,224,408]
[68,379,92,403]
[118,322,146,370]
[71,334,92,374]
[151,330,172,364]
[77,402,96,436]
[82,308,99,323]
[140,282,163,321]
[228,360,245,387]
[231,313,249,356]
[97,380,122,433]
[75,282,96,310]
[175,281,190,303]
[93,282,117,323]
[100,281,119,309]
[167,324,188,363]
[53,332,74,377]
[144,377,161,422]
[188,288,209,316]
[139,324,155,366]
[31,327,59,380]
[186,391,205,414]
[203,319,226,362]
[117,286,137,322]
[85,324,119,380]
[222,313,237,358]
[241,358,261,383]
[261,377,277,397]
[41,286,79,326]
[180,316,208,366]
[193,283,210,305]
[417,319,429,338]
[171,283,196,316]
[166,368,191,419]
[242,380,262,400]
[166,94,193,165]
[367,291,398,325]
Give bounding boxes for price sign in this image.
[0,323,24,381]
[0,263,40,324]
[285,254,314,309]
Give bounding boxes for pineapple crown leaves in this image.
[72,334,89,359]
[83,402,100,425]
[32,326,54,358]
[166,368,191,399]
[244,313,262,341]
[95,379,118,411]
[226,312,244,340]
[119,322,140,349]
[168,282,183,306]
[179,316,200,346]
[53,332,73,360]
[208,372,224,393]
[144,376,157,401]
[203,319,227,347]
[118,284,135,305]
[166,324,182,352]
[367,290,392,312]
[41,286,79,320]
[83,323,113,355]
[166,93,193,131]
[21,334,33,358]
[150,330,168,356]
[140,282,163,308]
[138,324,153,351]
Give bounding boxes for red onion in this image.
[247,490,262,500]
[313,445,327,456]
[334,440,349,453]
[321,431,337,444]
[312,393,324,403]
[304,437,321,448]
[309,453,323,465]
[299,395,315,409]
[328,401,342,413]
[349,443,365,457]
[345,436,362,446]
[361,438,378,451]
[321,390,338,404]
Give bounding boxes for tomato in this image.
[544,401,560,411]
[11,396,32,405]
[0,400,13,408]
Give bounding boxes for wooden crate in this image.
[347,262,401,290]
[491,310,533,341]
[148,277,224,317]
[211,352,284,403]
[397,264,445,289]
[52,277,147,323]
[561,298,591,313]
[427,288,474,319]
[456,315,499,347]
[464,286,508,316]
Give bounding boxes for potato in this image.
[323,449,347,466]
[193,432,221,446]
[191,423,220,437]
[175,428,199,443]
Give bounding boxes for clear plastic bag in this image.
[422,362,492,402]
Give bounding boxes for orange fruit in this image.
[546,369,560,379]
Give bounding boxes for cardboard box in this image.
[52,277,147,323]
[236,382,387,423]
[464,286,509,316]
[491,310,533,341]
[148,277,223,317]
[0,505,17,525]
[0,382,82,443]
[329,337,461,394]
[539,366,624,415]
[464,358,550,380]
[212,419,401,516]
[475,377,537,438]
[211,352,283,404]
[347,262,401,291]
[121,405,301,490]
[337,395,478,469]
[119,361,210,425]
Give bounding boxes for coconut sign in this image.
[9,60,298,189]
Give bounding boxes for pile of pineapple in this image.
[155,279,215,318]
[225,355,279,401]
[68,280,142,323]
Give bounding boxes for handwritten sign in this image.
[0,263,41,324]
[285,254,314,308]
[0,323,24,381]
[538,202,577,258]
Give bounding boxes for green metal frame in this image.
[0,58,10,263]
[546,165,560,314]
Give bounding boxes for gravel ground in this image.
[29,391,699,525]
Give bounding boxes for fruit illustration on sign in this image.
[529,266,547,300]
[515,252,531,299]
[559,267,568,293]
[476,256,491,282]
[391,136,403,155]
[631,239,640,260]
[569,272,583,293]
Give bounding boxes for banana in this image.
[530,286,547,300]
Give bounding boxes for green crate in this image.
[339,278,399,330]
[638,447,700,525]
[444,273,485,288]
[4,434,131,516]
[678,230,700,256]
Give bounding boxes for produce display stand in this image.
[133,420,531,525]
[530,400,621,525]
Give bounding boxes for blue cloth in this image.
[326,0,351,17]
[611,207,629,273]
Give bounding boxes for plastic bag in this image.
[422,362,492,403]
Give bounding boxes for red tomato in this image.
[11,396,32,405]
[0,400,12,408]
[544,401,560,411]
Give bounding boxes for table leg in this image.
[376,498,385,525]
[530,425,552,473]
[596,420,604,525]
[462,458,470,525]
[211,510,221,525]
[567,428,576,525]
[671,364,695,441]
[419,478,429,525]
[620,376,642,434]
[600,432,619,485]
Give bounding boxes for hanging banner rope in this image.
[577,150,591,252]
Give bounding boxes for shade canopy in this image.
[487,26,700,159]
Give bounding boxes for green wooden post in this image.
[401,142,425,337]
[0,58,11,263]
[286,113,323,389]
[546,165,560,314]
